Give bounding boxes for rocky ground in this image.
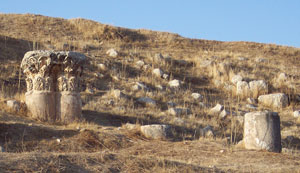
[0,14,300,172]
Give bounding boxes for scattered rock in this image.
[219,109,229,118]
[142,64,151,71]
[140,124,170,140]
[201,125,215,138]
[106,48,118,57]
[137,97,156,107]
[168,79,181,88]
[152,68,164,78]
[293,111,300,118]
[97,63,107,71]
[56,138,61,143]
[168,107,191,116]
[123,123,140,131]
[236,81,250,98]
[231,75,243,86]
[6,100,20,111]
[244,111,281,152]
[155,85,164,91]
[94,72,104,78]
[112,89,126,99]
[258,93,289,109]
[237,57,248,61]
[135,60,145,68]
[255,57,268,63]
[249,80,268,98]
[132,82,148,91]
[191,93,203,101]
[209,104,224,116]
[162,74,169,79]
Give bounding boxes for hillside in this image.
[0,13,300,172]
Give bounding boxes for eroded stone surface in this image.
[244,111,281,153]
[21,50,86,123]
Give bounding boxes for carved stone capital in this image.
[21,50,86,123]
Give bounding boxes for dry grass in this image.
[0,13,299,172]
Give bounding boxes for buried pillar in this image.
[21,50,86,123]
[244,111,282,153]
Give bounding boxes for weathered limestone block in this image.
[244,111,281,152]
[21,50,86,123]
[25,91,56,121]
[258,93,288,109]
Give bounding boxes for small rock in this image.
[191,93,203,101]
[293,111,300,118]
[249,80,268,98]
[258,93,289,109]
[236,81,250,98]
[255,57,268,63]
[140,124,170,140]
[201,125,215,138]
[112,89,125,99]
[142,64,151,71]
[168,79,181,88]
[106,48,118,57]
[123,123,140,131]
[155,85,164,91]
[137,97,156,107]
[6,100,20,111]
[162,74,169,79]
[231,75,243,86]
[56,139,61,143]
[135,60,145,68]
[209,104,224,115]
[94,72,104,78]
[168,107,191,116]
[132,82,148,91]
[152,68,164,78]
[238,57,248,61]
[219,109,229,118]
[97,63,107,71]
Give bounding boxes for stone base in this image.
[56,92,82,124]
[25,91,56,122]
[25,91,82,123]
[244,111,282,153]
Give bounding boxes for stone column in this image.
[244,111,282,153]
[21,50,86,123]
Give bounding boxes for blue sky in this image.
[1,0,299,47]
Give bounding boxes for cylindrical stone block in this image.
[244,111,281,152]
[25,91,56,122]
[56,92,82,124]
